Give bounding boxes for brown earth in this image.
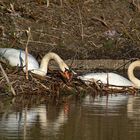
[0,0,140,61]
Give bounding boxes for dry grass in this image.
[0,0,140,59]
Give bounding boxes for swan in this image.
[78,72,133,88]
[0,48,71,79]
[78,60,140,89]
[127,60,140,89]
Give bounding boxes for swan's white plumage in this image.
[127,60,140,89]
[0,48,69,77]
[78,72,133,87]
[0,48,39,71]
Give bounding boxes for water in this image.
[0,94,140,140]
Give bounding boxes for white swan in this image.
[0,48,71,79]
[78,60,140,89]
[78,72,133,88]
[127,60,140,89]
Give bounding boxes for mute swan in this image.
[78,72,133,88]
[78,60,140,89]
[0,48,71,79]
[127,60,140,89]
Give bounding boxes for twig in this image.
[92,16,109,28]
[0,63,16,96]
[132,0,140,12]
[115,58,138,71]
[25,27,31,80]
[60,0,63,7]
[47,0,49,7]
[20,40,56,46]
[32,75,50,91]
[78,5,84,41]
[121,26,134,42]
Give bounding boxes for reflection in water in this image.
[127,95,140,138]
[127,96,140,118]
[0,96,69,140]
[0,94,140,140]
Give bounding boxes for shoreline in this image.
[62,59,132,70]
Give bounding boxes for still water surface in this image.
[0,94,140,140]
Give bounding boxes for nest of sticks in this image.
[0,62,137,97]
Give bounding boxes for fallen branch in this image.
[0,63,16,96]
[132,0,140,12]
[25,27,31,80]
[78,5,84,41]
[92,16,109,28]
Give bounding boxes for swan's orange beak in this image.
[60,70,73,81]
[64,71,71,80]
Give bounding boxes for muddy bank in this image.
[65,59,133,71]
[0,0,140,59]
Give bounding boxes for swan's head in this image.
[60,68,77,82]
[60,68,75,81]
[58,61,76,81]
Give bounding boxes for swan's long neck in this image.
[128,60,140,88]
[39,52,69,74]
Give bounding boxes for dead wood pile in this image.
[0,62,137,97]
